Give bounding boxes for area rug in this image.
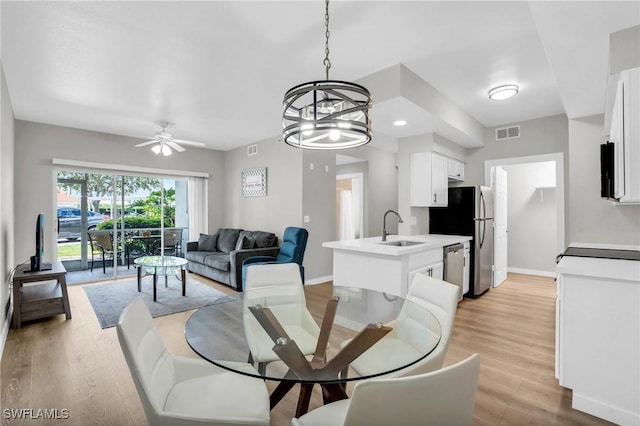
[84,277,238,329]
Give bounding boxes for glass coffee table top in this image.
[134,255,188,268]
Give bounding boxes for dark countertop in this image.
[557,247,640,262]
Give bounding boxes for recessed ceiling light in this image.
[393,120,407,126]
[488,84,519,100]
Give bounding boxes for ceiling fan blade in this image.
[134,140,158,147]
[172,138,206,147]
[167,141,186,152]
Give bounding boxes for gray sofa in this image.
[185,228,279,291]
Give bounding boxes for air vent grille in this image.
[247,144,258,156]
[496,125,520,140]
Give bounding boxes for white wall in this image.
[568,114,640,245]
[1,64,16,340]
[13,121,225,264]
[503,162,557,273]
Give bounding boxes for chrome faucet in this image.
[382,209,404,241]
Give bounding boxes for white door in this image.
[493,166,508,286]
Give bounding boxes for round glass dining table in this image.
[185,285,442,417]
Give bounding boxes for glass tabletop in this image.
[134,255,188,268]
[185,285,442,384]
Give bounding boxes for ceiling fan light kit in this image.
[135,121,205,155]
[282,0,372,150]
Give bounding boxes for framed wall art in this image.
[242,167,267,197]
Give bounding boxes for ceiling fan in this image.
[135,121,205,156]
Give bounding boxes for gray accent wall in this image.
[1,64,16,335]
[302,150,336,281]
[338,145,398,238]
[222,136,303,243]
[13,120,225,263]
[568,114,640,245]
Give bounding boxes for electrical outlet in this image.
[303,215,310,223]
[309,163,314,170]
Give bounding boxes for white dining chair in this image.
[291,353,481,426]
[117,297,270,426]
[243,262,321,375]
[345,273,460,378]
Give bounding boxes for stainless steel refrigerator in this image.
[429,186,494,298]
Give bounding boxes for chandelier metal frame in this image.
[282,0,372,150]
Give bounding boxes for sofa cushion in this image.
[216,228,242,254]
[235,235,254,251]
[239,230,277,249]
[186,251,217,264]
[203,253,231,272]
[198,233,218,252]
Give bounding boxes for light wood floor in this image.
[1,273,612,426]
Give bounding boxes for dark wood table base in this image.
[249,298,392,417]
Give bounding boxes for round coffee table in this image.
[133,255,188,301]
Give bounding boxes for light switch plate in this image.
[303,215,310,223]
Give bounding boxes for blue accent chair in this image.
[242,227,309,288]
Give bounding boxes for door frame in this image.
[336,172,365,240]
[485,152,565,271]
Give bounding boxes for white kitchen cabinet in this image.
[410,152,448,207]
[610,67,640,204]
[556,253,639,425]
[409,261,444,284]
[447,158,465,181]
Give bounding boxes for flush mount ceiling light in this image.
[282,0,372,150]
[488,84,519,100]
[393,120,407,126]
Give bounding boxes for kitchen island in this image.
[323,235,471,297]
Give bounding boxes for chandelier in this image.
[282,0,372,150]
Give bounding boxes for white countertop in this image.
[322,234,471,256]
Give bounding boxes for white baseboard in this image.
[305,275,332,286]
[508,267,555,278]
[573,392,639,426]
[0,303,12,363]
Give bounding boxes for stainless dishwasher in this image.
[443,243,465,301]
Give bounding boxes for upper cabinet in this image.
[447,158,465,181]
[610,67,639,204]
[410,152,448,207]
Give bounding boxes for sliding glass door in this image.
[56,171,188,283]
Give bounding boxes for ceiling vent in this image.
[247,144,258,156]
[496,125,520,140]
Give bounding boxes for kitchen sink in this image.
[379,240,425,247]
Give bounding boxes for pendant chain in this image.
[323,0,331,80]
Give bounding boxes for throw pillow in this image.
[235,235,254,251]
[248,231,277,248]
[198,233,218,252]
[216,228,242,254]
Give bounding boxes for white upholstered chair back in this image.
[116,297,175,422]
[344,353,480,426]
[292,353,480,426]
[394,273,460,376]
[243,263,320,369]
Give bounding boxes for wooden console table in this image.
[12,261,71,329]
